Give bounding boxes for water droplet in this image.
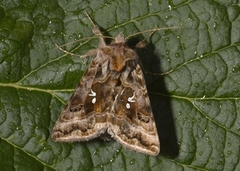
[213,22,219,30]
[2,48,7,54]
[43,145,52,152]
[18,131,23,135]
[165,37,170,42]
[227,150,232,155]
[61,32,66,36]
[165,49,170,55]
[0,110,6,124]
[129,158,136,165]
[168,5,172,10]
[175,53,180,58]
[93,148,100,155]
[16,126,22,130]
[95,164,103,168]
[195,83,200,87]
[194,51,198,56]
[78,33,83,38]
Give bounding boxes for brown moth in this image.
[52,15,160,156]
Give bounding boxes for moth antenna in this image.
[84,10,106,47]
[142,66,175,76]
[126,26,181,40]
[84,10,97,28]
[130,27,180,76]
[55,43,88,58]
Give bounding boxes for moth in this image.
[52,15,160,156]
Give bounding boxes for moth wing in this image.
[51,54,109,142]
[109,64,160,156]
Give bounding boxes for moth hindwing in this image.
[52,24,160,156]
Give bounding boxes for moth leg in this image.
[80,49,98,58]
[135,30,157,48]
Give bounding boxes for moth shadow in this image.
[127,38,179,158]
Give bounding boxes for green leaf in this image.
[0,0,240,170]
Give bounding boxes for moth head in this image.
[114,32,125,43]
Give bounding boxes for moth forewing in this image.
[52,23,160,156]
